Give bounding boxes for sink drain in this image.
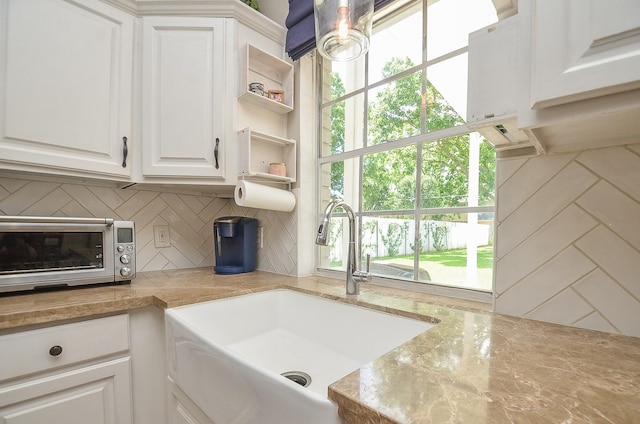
[281,371,312,388]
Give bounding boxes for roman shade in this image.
[286,0,396,60]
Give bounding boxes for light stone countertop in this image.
[0,268,638,423]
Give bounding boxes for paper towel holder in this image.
[236,179,292,203]
[239,173,292,191]
[234,179,296,212]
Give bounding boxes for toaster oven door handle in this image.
[0,216,115,226]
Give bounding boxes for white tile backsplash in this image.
[495,144,640,337]
[497,152,575,221]
[575,226,640,300]
[577,146,640,201]
[496,204,597,291]
[526,287,593,325]
[496,246,596,316]
[574,269,640,336]
[0,177,297,275]
[496,162,598,257]
[574,311,618,334]
[576,180,640,250]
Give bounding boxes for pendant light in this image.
[314,0,374,61]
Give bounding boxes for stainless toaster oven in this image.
[0,216,135,293]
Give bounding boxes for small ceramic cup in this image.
[249,82,265,96]
[269,162,287,177]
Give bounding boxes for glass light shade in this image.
[315,0,373,61]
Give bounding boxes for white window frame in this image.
[315,0,497,302]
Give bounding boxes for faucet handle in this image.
[354,254,370,283]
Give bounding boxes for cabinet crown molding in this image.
[104,0,285,43]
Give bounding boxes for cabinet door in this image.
[142,17,227,178]
[529,0,640,108]
[0,358,132,424]
[167,378,215,424]
[0,0,133,178]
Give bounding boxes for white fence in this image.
[329,217,492,260]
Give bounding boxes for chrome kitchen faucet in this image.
[316,200,370,295]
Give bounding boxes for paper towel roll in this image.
[234,180,296,212]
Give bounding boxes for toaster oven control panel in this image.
[115,225,135,281]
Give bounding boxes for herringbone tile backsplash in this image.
[495,144,640,337]
[0,177,297,275]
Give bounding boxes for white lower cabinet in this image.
[0,358,132,424]
[0,315,132,424]
[167,377,214,424]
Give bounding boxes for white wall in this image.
[494,143,640,337]
[258,2,287,26]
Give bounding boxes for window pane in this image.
[319,159,360,208]
[321,92,365,156]
[368,70,422,145]
[362,216,423,281]
[477,134,496,207]
[427,0,497,61]
[318,159,361,272]
[417,213,494,291]
[363,145,416,211]
[317,215,349,271]
[426,54,468,127]
[421,137,470,208]
[421,134,495,209]
[321,56,365,101]
[369,1,422,85]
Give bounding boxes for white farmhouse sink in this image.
[165,289,433,424]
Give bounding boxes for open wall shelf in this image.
[238,127,296,183]
[238,44,294,114]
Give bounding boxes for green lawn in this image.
[417,245,494,268]
[332,245,494,268]
[331,245,494,291]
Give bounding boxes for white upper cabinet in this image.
[0,0,134,179]
[0,0,289,188]
[529,0,640,109]
[141,17,229,180]
[467,17,534,153]
[470,0,640,156]
[516,0,640,153]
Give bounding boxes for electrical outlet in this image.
[154,225,171,248]
[258,226,264,249]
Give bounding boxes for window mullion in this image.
[414,141,423,282]
[318,123,473,162]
